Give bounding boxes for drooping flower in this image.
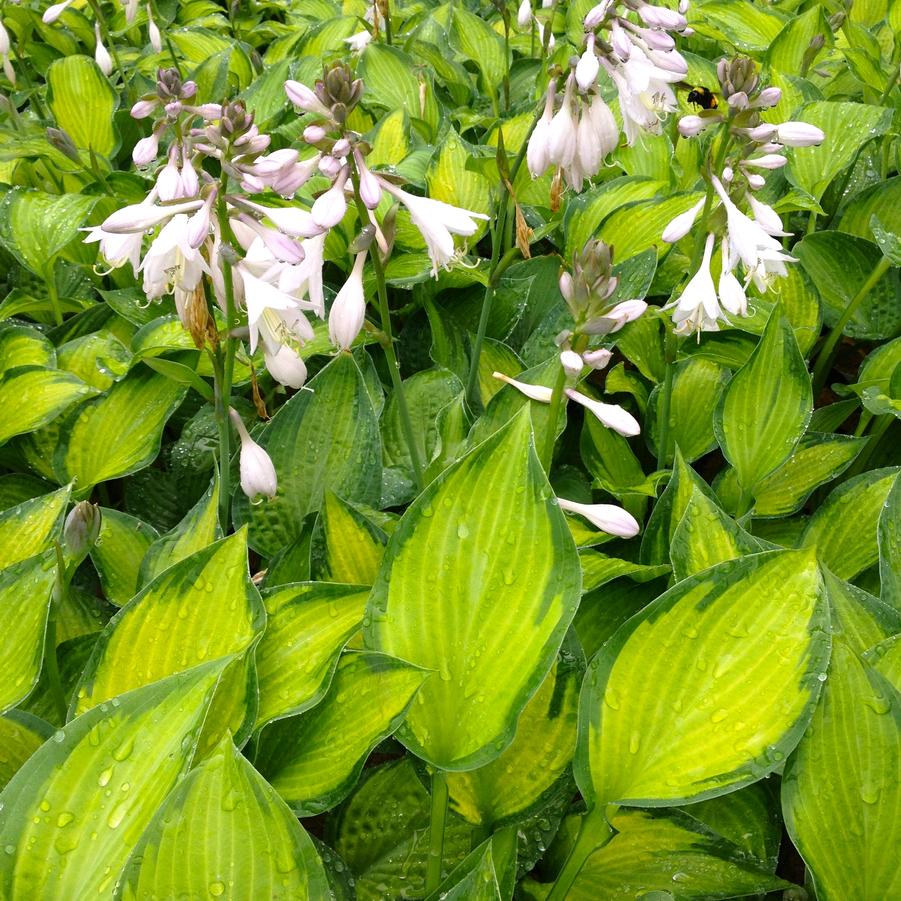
[662,198,705,244]
[94,24,113,76]
[0,20,14,85]
[345,30,372,53]
[664,233,723,335]
[491,373,554,402]
[564,388,641,436]
[557,497,640,538]
[329,252,367,350]
[229,409,278,501]
[42,0,75,24]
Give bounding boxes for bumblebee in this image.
[686,86,718,110]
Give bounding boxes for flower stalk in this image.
[425,769,449,895]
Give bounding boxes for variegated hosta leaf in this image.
[365,411,582,771]
[878,472,901,610]
[256,651,427,815]
[138,474,220,585]
[116,738,331,900]
[427,837,506,901]
[576,549,829,808]
[0,711,53,791]
[90,508,159,607]
[73,530,264,723]
[822,569,901,656]
[0,551,58,714]
[254,581,370,729]
[865,635,901,689]
[563,809,792,899]
[0,487,70,569]
[782,641,900,901]
[311,490,387,584]
[446,645,582,828]
[0,661,228,900]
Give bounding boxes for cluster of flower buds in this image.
[662,58,825,336]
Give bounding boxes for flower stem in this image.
[44,261,63,326]
[546,807,613,901]
[425,770,449,895]
[349,170,425,491]
[47,543,70,724]
[656,324,678,469]
[86,0,131,102]
[812,256,892,396]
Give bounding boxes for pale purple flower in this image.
[565,388,641,436]
[557,497,640,538]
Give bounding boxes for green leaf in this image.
[0,711,52,792]
[73,531,264,720]
[255,581,369,729]
[427,131,491,220]
[0,662,226,900]
[822,569,901,656]
[767,4,832,72]
[0,552,58,714]
[90,509,159,608]
[233,354,382,557]
[0,367,98,444]
[579,552,670,593]
[575,549,828,808]
[865,635,901,689]
[448,6,506,97]
[670,489,768,581]
[46,55,118,157]
[838,174,901,241]
[565,808,791,899]
[365,412,582,770]
[446,644,582,827]
[138,475,219,585]
[782,641,900,901]
[714,308,812,495]
[116,738,330,900]
[879,474,901,610]
[256,652,427,815]
[312,492,386,584]
[0,487,70,569]
[648,357,730,465]
[787,102,893,201]
[690,0,786,51]
[426,836,506,901]
[57,330,131,392]
[599,193,705,261]
[54,369,186,490]
[715,432,866,518]
[799,467,900,580]
[0,325,56,374]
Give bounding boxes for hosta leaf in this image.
[670,489,767,580]
[0,662,226,900]
[865,635,901,688]
[312,491,387,584]
[579,552,670,593]
[787,102,892,201]
[427,131,491,222]
[255,581,370,729]
[714,308,812,495]
[715,432,866,518]
[54,368,186,490]
[576,549,828,808]
[139,475,219,585]
[0,367,98,444]
[446,645,582,828]
[116,738,330,900]
[365,411,582,770]
[0,487,69,569]
[18,634,97,728]
[599,193,705,261]
[782,641,900,901]
[0,552,58,714]
[232,353,382,557]
[46,55,118,156]
[334,758,473,900]
[822,569,901,656]
[256,652,427,815]
[0,711,52,791]
[90,509,159,607]
[0,325,56,374]
[799,467,900,580]
[878,473,901,610]
[563,809,791,900]
[73,531,264,718]
[427,837,506,901]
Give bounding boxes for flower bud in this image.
[304,125,327,144]
[565,388,640,436]
[560,349,583,377]
[662,198,704,243]
[355,149,382,209]
[582,348,612,370]
[318,154,342,178]
[329,252,367,350]
[756,86,782,108]
[517,0,531,28]
[47,127,81,164]
[492,372,553,403]
[94,25,113,76]
[583,1,614,29]
[131,98,158,119]
[557,497,640,538]
[775,121,825,147]
[229,410,278,501]
[332,138,351,158]
[743,153,787,170]
[575,35,600,91]
[678,115,708,137]
[311,168,349,228]
[148,14,162,52]
[64,501,102,560]
[42,0,75,24]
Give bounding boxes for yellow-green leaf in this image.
[46,55,118,157]
[365,411,582,770]
[257,651,427,815]
[0,487,69,569]
[0,711,52,791]
[878,472,901,610]
[116,738,330,900]
[313,491,387,584]
[0,368,98,444]
[90,508,159,607]
[0,661,227,900]
[576,549,828,808]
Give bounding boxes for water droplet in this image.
[98,768,113,788]
[710,708,729,723]
[52,730,65,743]
[107,802,128,829]
[56,812,75,828]
[859,781,880,804]
[456,522,469,539]
[209,881,225,897]
[629,731,641,754]
[816,672,827,682]
[112,738,134,761]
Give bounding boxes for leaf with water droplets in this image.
[878,472,901,610]
[0,711,53,792]
[0,661,227,900]
[311,491,387,585]
[782,640,900,900]
[116,737,330,900]
[89,509,158,608]
[365,411,582,770]
[256,651,427,815]
[576,549,829,808]
[0,487,70,570]
[72,530,264,745]
[254,581,370,730]
[0,551,58,714]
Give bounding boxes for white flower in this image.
[311,167,349,228]
[244,148,319,197]
[718,242,747,317]
[664,233,723,335]
[565,388,641,436]
[527,81,556,177]
[575,35,600,92]
[239,266,311,352]
[264,343,308,389]
[584,299,648,335]
[230,409,278,501]
[743,153,787,170]
[0,20,14,85]
[132,132,160,165]
[345,30,372,53]
[124,0,139,23]
[238,198,323,239]
[583,348,612,370]
[584,1,614,29]
[491,372,554,402]
[557,497,640,538]
[278,232,326,318]
[756,87,782,108]
[82,225,144,275]
[775,121,825,147]
[355,149,382,209]
[94,24,113,76]
[678,114,716,137]
[517,0,531,28]
[380,181,488,276]
[662,198,705,243]
[560,350,583,377]
[101,197,203,234]
[548,77,578,169]
[636,2,687,31]
[329,252,367,350]
[747,194,788,237]
[139,214,209,320]
[42,0,75,24]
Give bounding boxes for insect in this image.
[686,86,719,110]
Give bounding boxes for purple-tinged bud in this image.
[63,501,102,560]
[557,497,640,538]
[285,80,334,118]
[743,153,787,170]
[332,138,351,158]
[304,125,327,144]
[132,133,159,166]
[318,155,342,178]
[311,167,349,228]
[727,91,749,110]
[745,123,778,142]
[582,348,612,370]
[756,86,782,108]
[131,99,158,119]
[355,149,382,209]
[776,121,825,147]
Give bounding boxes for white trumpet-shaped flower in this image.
[491,373,554,403]
[662,198,705,243]
[557,497,640,538]
[94,24,113,76]
[42,0,75,24]
[230,409,278,501]
[329,252,367,350]
[664,233,723,336]
[565,388,641,436]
